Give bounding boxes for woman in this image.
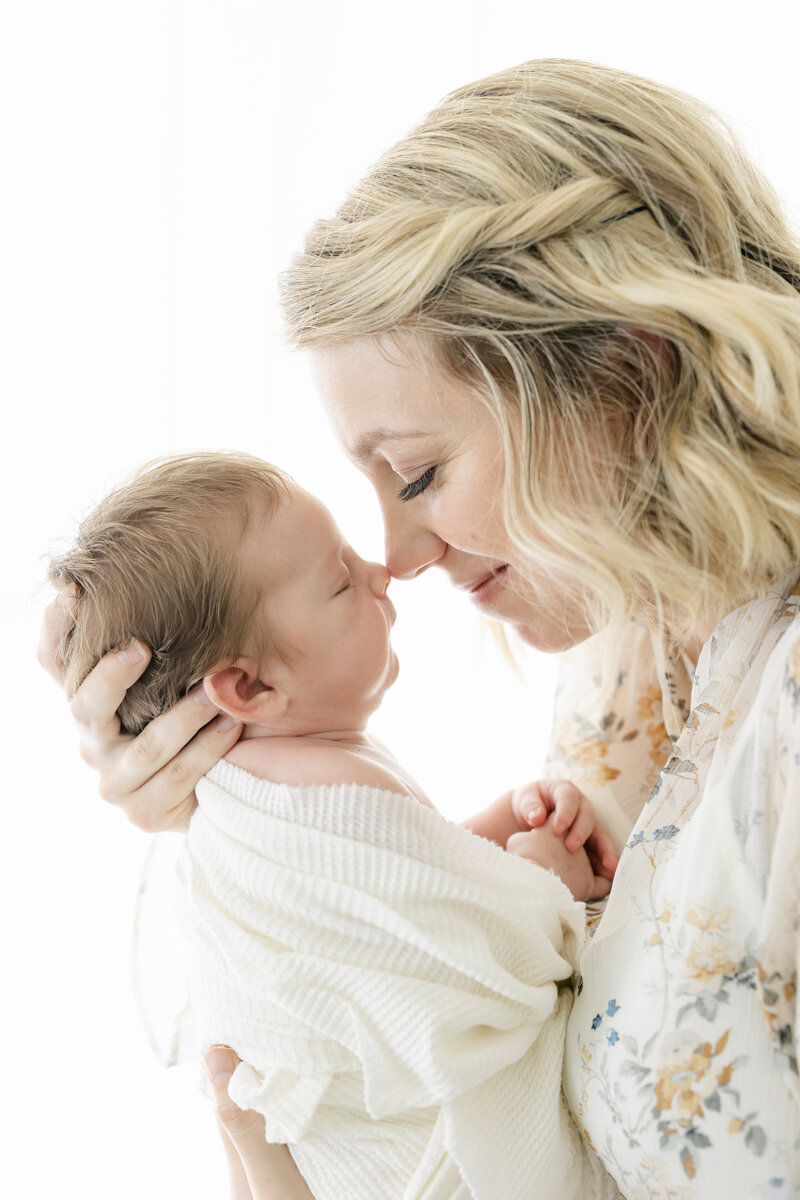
[40,59,800,1198]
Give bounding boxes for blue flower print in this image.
[606,1029,619,1046]
[606,999,620,1017]
[653,824,680,840]
[591,1014,603,1030]
[626,831,645,849]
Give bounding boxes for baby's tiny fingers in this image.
[511,783,548,827]
[506,830,538,857]
[549,780,582,836]
[564,802,596,853]
[587,827,620,878]
[589,873,613,900]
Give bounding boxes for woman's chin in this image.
[512,614,593,654]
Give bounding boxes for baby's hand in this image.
[510,779,618,886]
[506,814,610,902]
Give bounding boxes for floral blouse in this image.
[546,574,800,1198]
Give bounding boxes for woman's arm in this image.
[37,594,242,831]
[206,1049,315,1200]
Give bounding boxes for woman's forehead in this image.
[309,337,473,450]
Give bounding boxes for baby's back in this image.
[179,758,607,1200]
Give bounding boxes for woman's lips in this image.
[466,564,509,610]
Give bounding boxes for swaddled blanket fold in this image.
[178,759,617,1200]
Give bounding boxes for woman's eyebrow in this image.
[352,430,429,463]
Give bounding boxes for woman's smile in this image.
[456,563,510,610]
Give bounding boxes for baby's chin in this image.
[367,648,401,712]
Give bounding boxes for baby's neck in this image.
[238,722,372,746]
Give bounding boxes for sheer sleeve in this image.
[754,619,800,1106]
[540,621,692,849]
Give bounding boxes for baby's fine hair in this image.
[48,452,291,735]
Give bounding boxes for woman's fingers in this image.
[215,1114,255,1200]
[41,600,242,833]
[206,1047,266,1150]
[110,684,229,787]
[115,716,243,832]
[64,642,241,832]
[205,1048,315,1200]
[37,592,78,683]
[69,641,152,750]
[562,798,596,853]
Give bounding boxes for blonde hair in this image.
[281,58,800,646]
[48,452,291,734]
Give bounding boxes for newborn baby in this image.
[50,451,619,1200]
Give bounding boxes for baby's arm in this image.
[463,780,618,902]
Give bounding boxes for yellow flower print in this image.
[684,898,735,932]
[637,685,663,721]
[722,707,738,731]
[646,721,672,767]
[682,933,743,995]
[564,739,621,785]
[636,686,673,763]
[654,1029,733,1121]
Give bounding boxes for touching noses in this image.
[380,498,446,581]
[367,561,391,597]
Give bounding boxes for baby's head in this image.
[49,452,397,736]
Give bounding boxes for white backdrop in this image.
[4,3,799,1196]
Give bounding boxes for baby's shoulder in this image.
[224,736,417,797]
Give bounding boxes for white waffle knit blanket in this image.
[178,759,618,1200]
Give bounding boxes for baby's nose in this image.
[368,562,391,597]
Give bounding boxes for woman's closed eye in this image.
[398,466,436,502]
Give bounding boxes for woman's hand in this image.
[205,1048,315,1200]
[37,593,242,832]
[511,779,619,883]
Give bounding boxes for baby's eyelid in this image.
[334,564,352,595]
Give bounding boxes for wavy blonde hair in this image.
[280,58,800,648]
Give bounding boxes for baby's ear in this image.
[203,658,288,725]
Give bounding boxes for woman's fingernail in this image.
[119,640,147,664]
[193,684,216,707]
[205,1047,235,1085]
[217,716,238,731]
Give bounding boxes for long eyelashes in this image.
[398,467,436,502]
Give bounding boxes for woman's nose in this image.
[382,503,446,581]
